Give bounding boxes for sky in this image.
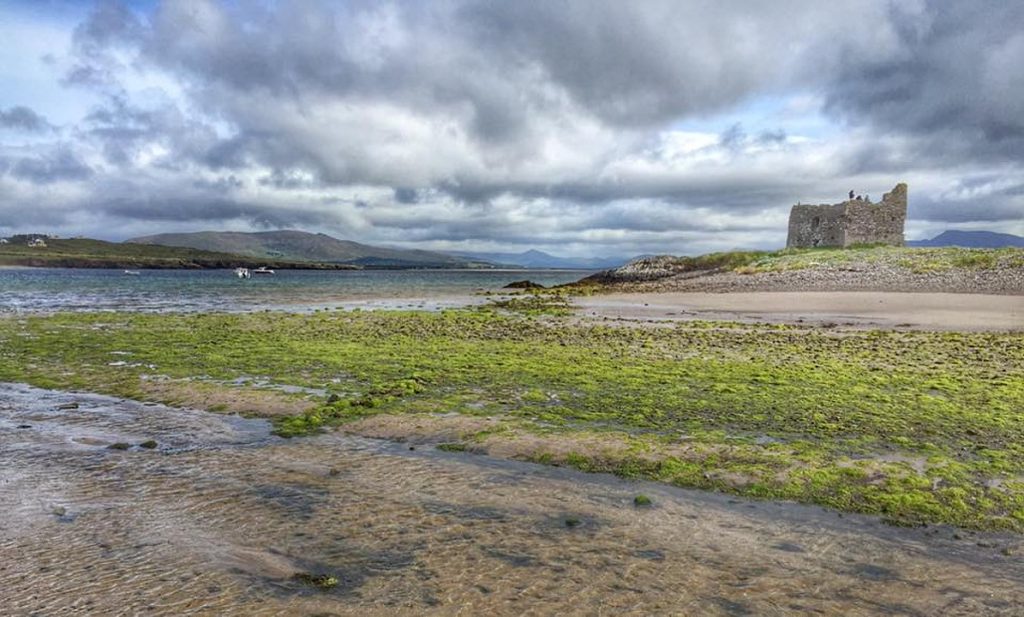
[1,0,1022,257]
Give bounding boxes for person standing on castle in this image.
[849,189,855,200]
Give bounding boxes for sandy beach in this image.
[576,291,1024,331]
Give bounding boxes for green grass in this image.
[730,246,1021,274]
[1,310,1022,530]
[580,246,1024,282]
[653,249,774,273]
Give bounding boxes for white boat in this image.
[253,266,275,275]
[235,267,251,279]
[123,270,140,276]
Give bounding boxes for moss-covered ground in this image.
[1,309,1022,531]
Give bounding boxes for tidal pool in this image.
[2,383,1022,615]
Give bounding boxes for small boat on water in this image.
[235,267,251,279]
[253,266,275,275]
[123,270,140,276]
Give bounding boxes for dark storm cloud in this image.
[193,175,243,192]
[75,2,814,140]
[257,169,320,190]
[0,190,338,240]
[386,207,774,241]
[908,178,1024,223]
[73,0,143,50]
[393,188,419,204]
[51,4,858,163]
[61,0,142,92]
[0,200,73,228]
[0,106,52,132]
[436,170,812,211]
[6,147,92,184]
[101,195,270,223]
[824,1,1024,162]
[458,1,824,128]
[91,192,343,230]
[87,1,905,204]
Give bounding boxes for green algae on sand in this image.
[1,309,1022,531]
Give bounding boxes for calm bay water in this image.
[0,268,589,313]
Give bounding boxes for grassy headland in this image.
[577,245,1024,294]
[2,308,1022,531]
[0,237,358,270]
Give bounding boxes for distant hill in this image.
[908,230,1024,248]
[0,236,355,270]
[446,249,630,269]
[129,230,488,268]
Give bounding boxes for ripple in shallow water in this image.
[2,382,1023,615]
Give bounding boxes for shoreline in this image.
[4,264,1019,329]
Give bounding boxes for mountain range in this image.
[907,230,1024,248]
[129,230,484,268]
[129,230,629,269]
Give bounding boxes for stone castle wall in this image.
[786,183,907,248]
[842,183,907,246]
[787,203,847,248]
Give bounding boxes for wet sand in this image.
[3,383,1024,616]
[576,291,1024,331]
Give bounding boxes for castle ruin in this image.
[786,183,907,248]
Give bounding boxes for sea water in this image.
[0,268,589,313]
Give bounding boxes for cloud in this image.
[6,146,93,184]
[62,0,143,91]
[823,1,1024,162]
[0,0,1021,252]
[0,106,52,132]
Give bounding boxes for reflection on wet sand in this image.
[2,383,1022,616]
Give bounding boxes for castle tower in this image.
[786,183,907,248]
